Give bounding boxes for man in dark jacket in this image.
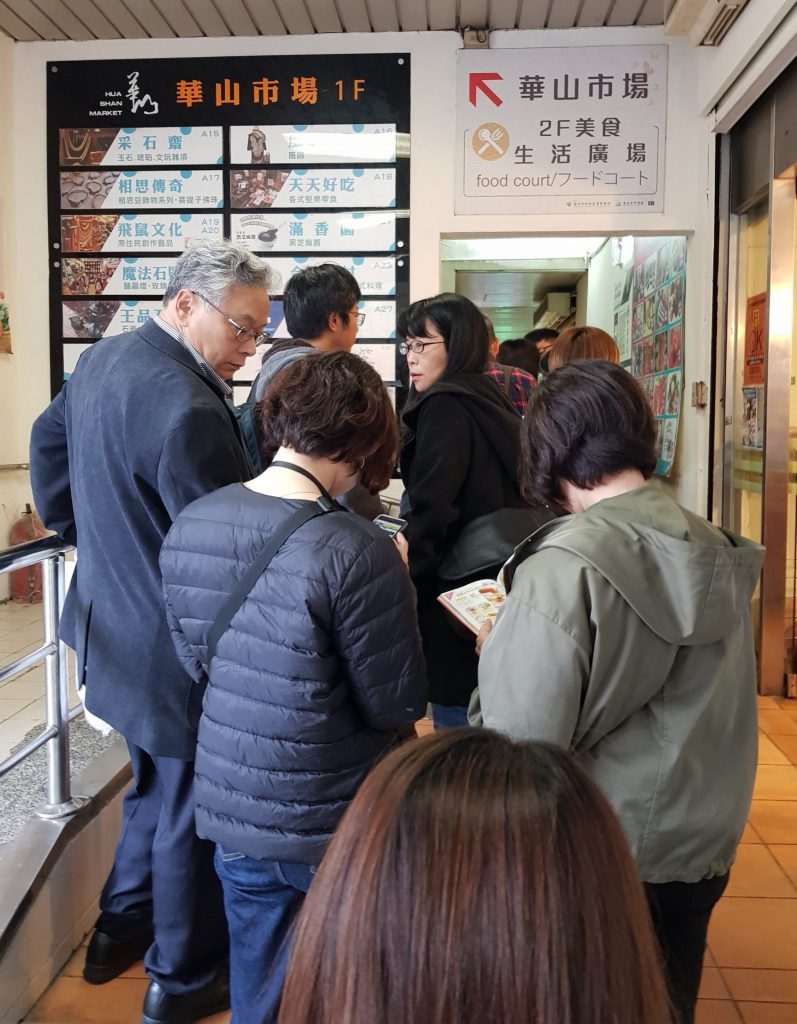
[29,240,271,1024]
[239,262,382,518]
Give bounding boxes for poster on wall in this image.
[611,237,634,365]
[629,236,686,477]
[743,292,767,387]
[47,54,410,396]
[456,45,667,214]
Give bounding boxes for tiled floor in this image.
[21,703,797,1023]
[698,695,797,1024]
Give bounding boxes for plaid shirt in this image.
[484,362,537,416]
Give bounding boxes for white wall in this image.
[697,0,797,126]
[0,32,34,598]
[6,26,713,512]
[584,240,616,334]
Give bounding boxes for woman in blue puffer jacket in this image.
[160,352,427,1024]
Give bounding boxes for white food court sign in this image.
[456,46,667,215]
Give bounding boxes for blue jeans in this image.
[214,847,315,1024]
[431,703,470,729]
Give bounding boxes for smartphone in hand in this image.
[373,514,408,539]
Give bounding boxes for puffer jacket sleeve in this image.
[333,533,428,730]
[161,554,209,689]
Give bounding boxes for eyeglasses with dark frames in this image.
[192,291,269,347]
[399,339,446,356]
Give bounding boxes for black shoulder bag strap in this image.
[206,471,337,665]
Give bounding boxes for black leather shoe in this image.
[141,969,230,1024]
[83,929,152,985]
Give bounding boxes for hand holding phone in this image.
[373,514,408,538]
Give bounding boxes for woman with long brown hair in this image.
[279,730,671,1024]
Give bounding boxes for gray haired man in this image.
[30,240,271,1024]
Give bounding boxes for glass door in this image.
[725,198,769,664]
[724,174,797,695]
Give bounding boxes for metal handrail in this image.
[0,536,88,819]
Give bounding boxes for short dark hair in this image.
[497,338,540,376]
[283,263,362,341]
[523,327,559,346]
[258,351,397,493]
[521,360,657,507]
[397,293,489,378]
[279,730,670,1024]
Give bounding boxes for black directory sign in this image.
[47,54,410,396]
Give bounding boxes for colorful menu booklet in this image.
[437,580,507,636]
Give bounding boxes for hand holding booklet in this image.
[437,579,507,636]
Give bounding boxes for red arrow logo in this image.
[469,72,503,107]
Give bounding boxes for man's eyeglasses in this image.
[399,340,446,356]
[192,291,269,347]
[352,310,366,327]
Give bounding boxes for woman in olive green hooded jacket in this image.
[472,360,764,1024]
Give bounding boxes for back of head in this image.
[498,338,540,376]
[258,350,396,494]
[547,325,620,371]
[397,292,490,378]
[283,263,361,340]
[279,730,670,1024]
[523,327,559,346]
[521,359,657,507]
[162,239,272,305]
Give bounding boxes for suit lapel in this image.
[138,318,251,471]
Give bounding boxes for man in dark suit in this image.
[30,240,271,1024]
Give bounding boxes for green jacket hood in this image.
[528,483,764,647]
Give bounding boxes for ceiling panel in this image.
[455,268,584,338]
[607,0,647,26]
[489,0,520,31]
[459,0,488,28]
[0,0,676,40]
[578,0,613,28]
[4,0,68,38]
[185,0,229,36]
[152,0,203,36]
[306,0,342,33]
[547,0,581,30]
[396,0,427,31]
[121,0,175,37]
[78,0,147,38]
[0,0,40,40]
[335,0,371,32]
[365,0,400,31]
[428,0,455,31]
[275,0,315,35]
[638,0,676,26]
[245,0,286,35]
[210,0,254,34]
[518,0,549,31]
[37,0,95,40]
